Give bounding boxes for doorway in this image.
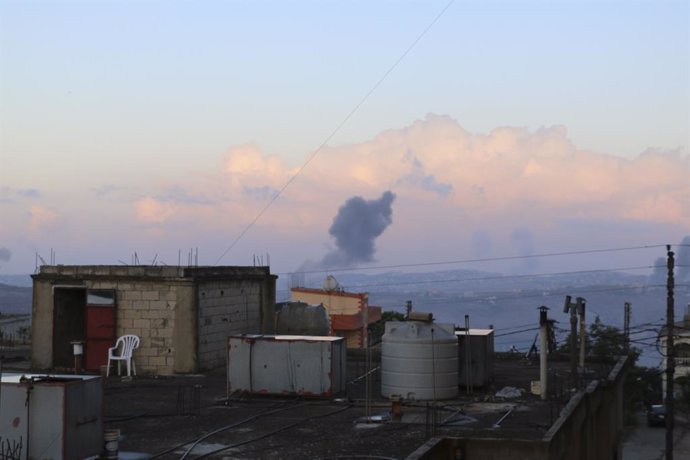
[52,287,117,371]
[53,287,86,369]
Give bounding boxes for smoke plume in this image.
[677,235,690,282]
[0,247,11,263]
[318,191,396,269]
[649,236,690,283]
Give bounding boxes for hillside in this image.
[0,282,32,315]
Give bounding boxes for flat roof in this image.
[455,328,495,336]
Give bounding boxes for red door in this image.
[84,290,117,372]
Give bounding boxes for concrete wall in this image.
[32,266,196,374]
[544,357,627,460]
[290,289,364,316]
[406,356,629,460]
[290,288,367,347]
[94,278,197,375]
[32,278,54,369]
[406,438,547,460]
[197,279,263,371]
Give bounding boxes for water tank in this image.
[381,320,458,400]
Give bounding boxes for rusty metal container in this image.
[227,335,346,397]
[0,373,103,460]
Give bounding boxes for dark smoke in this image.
[511,228,538,271]
[677,235,690,282]
[0,247,11,263]
[648,236,690,283]
[318,191,396,269]
[650,256,666,284]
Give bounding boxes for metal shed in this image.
[456,328,495,388]
[227,335,347,397]
[0,373,103,460]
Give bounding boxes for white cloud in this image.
[132,114,689,236]
[28,205,59,232]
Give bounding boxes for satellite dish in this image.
[323,275,341,291]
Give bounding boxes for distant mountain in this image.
[282,268,688,368]
[0,274,32,287]
[0,282,32,315]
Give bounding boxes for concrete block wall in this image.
[197,279,262,370]
[32,266,195,375]
[82,279,182,375]
[32,265,276,375]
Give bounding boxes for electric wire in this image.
[147,401,305,460]
[277,264,663,294]
[276,244,669,276]
[213,1,456,264]
[365,284,674,310]
[190,404,353,459]
[178,402,310,460]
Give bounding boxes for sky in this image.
[0,0,688,277]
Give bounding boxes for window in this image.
[87,289,116,306]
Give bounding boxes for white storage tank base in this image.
[381,320,458,400]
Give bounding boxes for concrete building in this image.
[290,279,381,348]
[660,304,690,398]
[31,265,277,375]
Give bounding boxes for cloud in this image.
[28,206,58,232]
[396,151,453,197]
[471,231,493,258]
[243,185,279,201]
[135,197,176,224]
[1,186,41,202]
[123,115,687,261]
[0,247,11,262]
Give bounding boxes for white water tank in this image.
[381,320,458,400]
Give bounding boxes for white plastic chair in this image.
[107,334,140,377]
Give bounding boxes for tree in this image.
[368,310,406,343]
[589,316,641,364]
[557,315,640,364]
[557,316,653,424]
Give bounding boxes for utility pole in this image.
[665,245,675,460]
[577,297,586,370]
[564,296,579,388]
[624,302,631,354]
[464,315,472,395]
[539,306,549,400]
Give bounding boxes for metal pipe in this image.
[492,407,514,428]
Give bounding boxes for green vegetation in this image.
[368,310,406,343]
[559,316,660,425]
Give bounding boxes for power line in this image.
[494,327,540,338]
[277,283,677,309]
[213,1,456,265]
[277,264,660,292]
[276,244,668,275]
